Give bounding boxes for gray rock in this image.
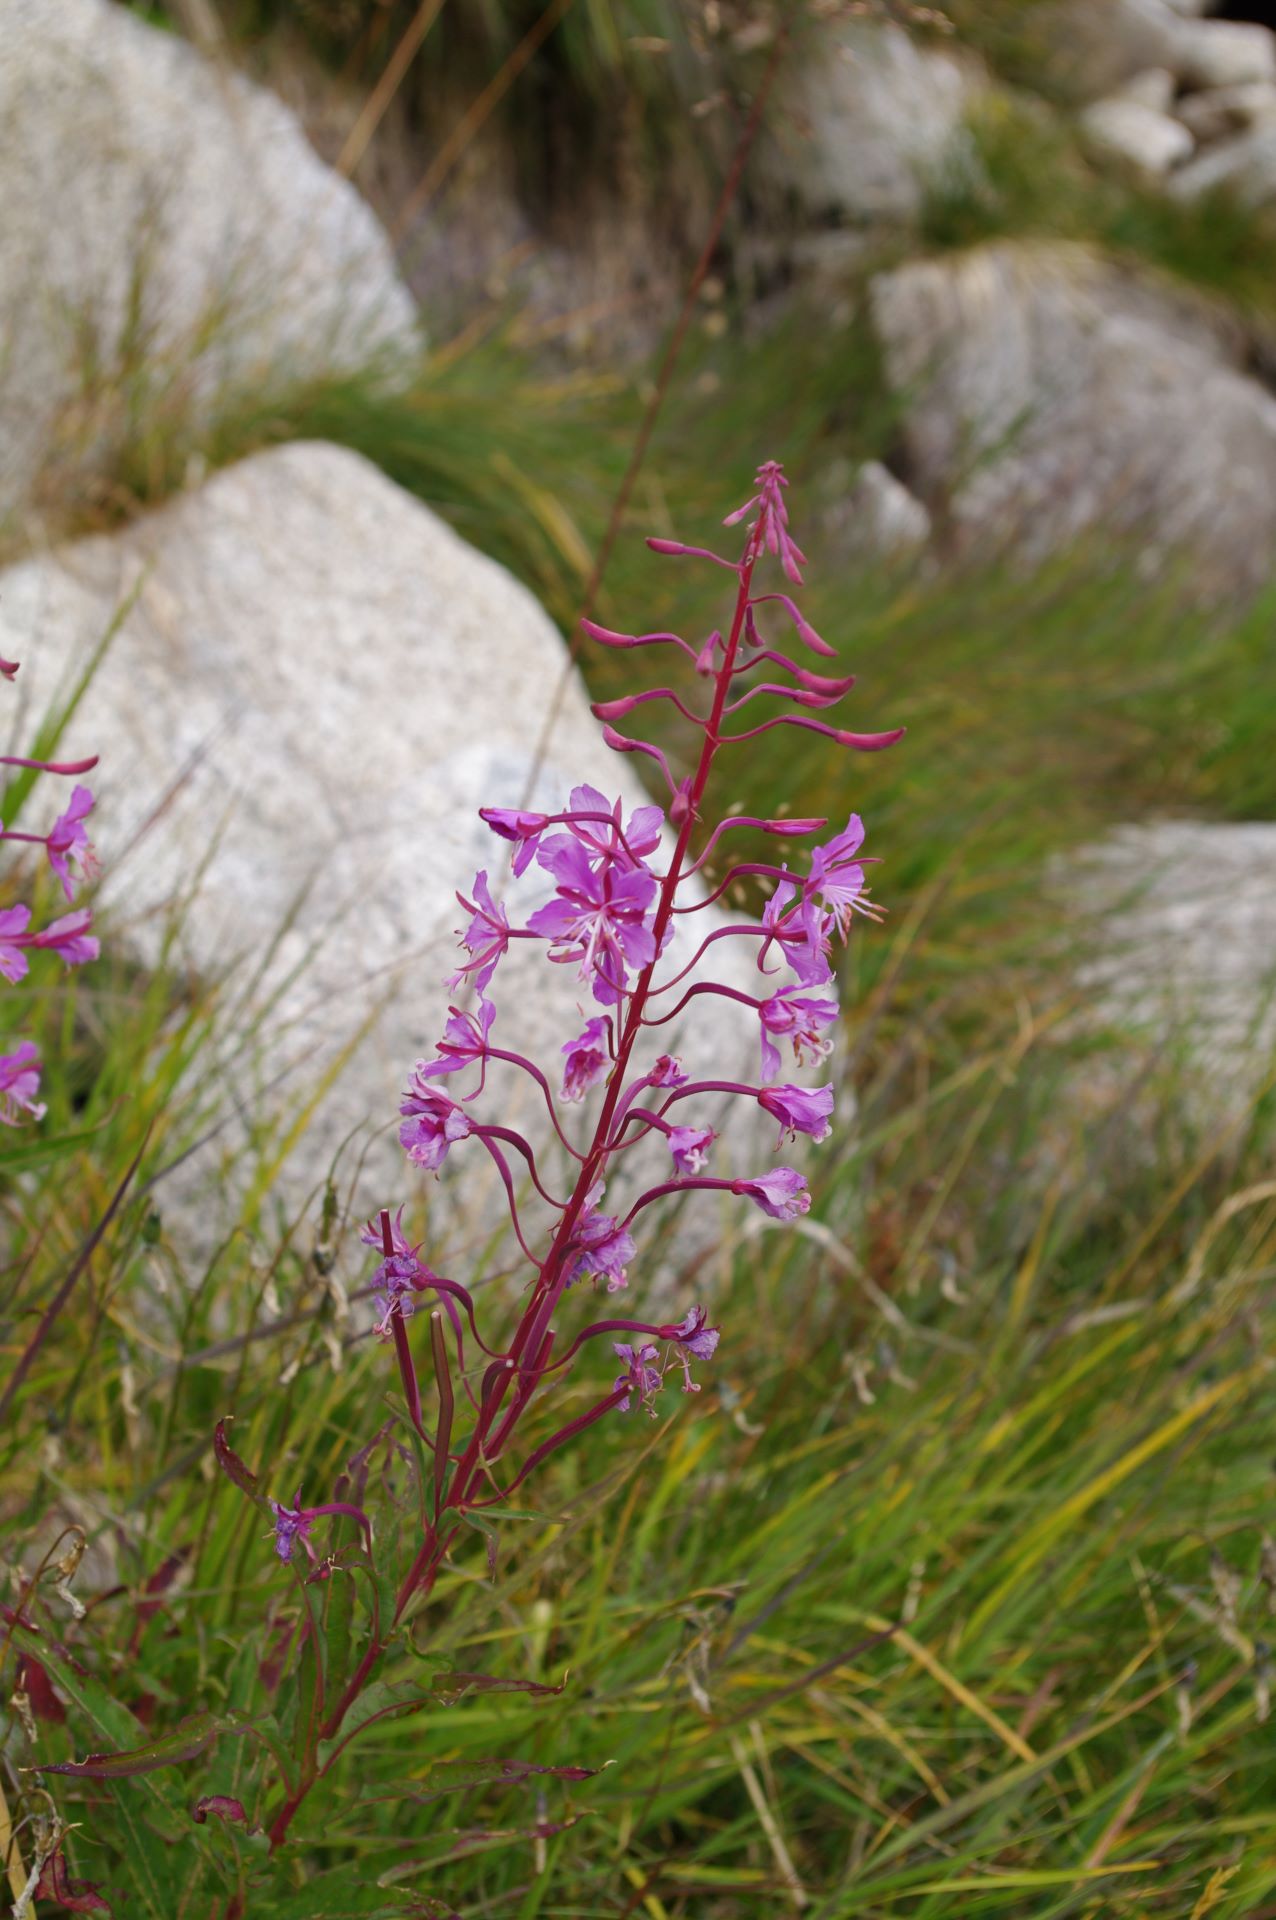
[1175,79,1276,142]
[0,0,420,532]
[764,19,982,226]
[1174,18,1276,90]
[1118,66,1179,112]
[1080,95,1195,174]
[1171,121,1276,203]
[870,239,1276,598]
[1057,0,1186,98]
[1074,822,1276,1122]
[0,444,794,1272]
[822,460,932,562]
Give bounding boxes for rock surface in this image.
[0,443,786,1270]
[1171,120,1276,202]
[1074,822,1276,1119]
[870,239,1276,597]
[821,460,932,563]
[0,0,420,531]
[1080,95,1195,174]
[766,19,982,226]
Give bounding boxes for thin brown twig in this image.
[336,0,449,180]
[390,0,579,248]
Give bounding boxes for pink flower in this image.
[649,1054,687,1088]
[269,1495,316,1565]
[527,837,658,1006]
[399,1081,473,1171]
[32,910,98,968]
[668,1125,715,1175]
[561,1016,611,1102]
[478,808,549,877]
[371,1248,429,1339]
[761,875,833,987]
[758,986,838,1083]
[560,784,664,871]
[449,871,509,994]
[807,814,868,934]
[0,1041,45,1125]
[735,1168,811,1220]
[613,1342,662,1415]
[566,1189,635,1291]
[46,785,98,902]
[666,1304,720,1391]
[418,999,496,1084]
[758,1083,834,1145]
[0,905,32,983]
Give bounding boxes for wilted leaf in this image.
[35,1710,244,1779]
[213,1419,262,1501]
[193,1795,255,1829]
[34,1846,112,1913]
[360,1757,603,1806]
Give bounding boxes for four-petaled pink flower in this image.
[613,1341,662,1415]
[371,1247,429,1339]
[760,875,833,987]
[0,1042,45,1125]
[449,872,509,994]
[418,999,496,1085]
[566,1189,636,1291]
[758,1083,834,1146]
[46,786,98,902]
[0,905,33,984]
[399,1080,473,1171]
[734,1168,811,1220]
[559,784,664,872]
[666,1304,720,1391]
[270,1494,316,1565]
[668,1124,715,1175]
[527,837,658,1006]
[561,1016,611,1102]
[807,814,868,934]
[33,910,98,967]
[758,985,838,1083]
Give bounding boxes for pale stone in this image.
[1080,96,1195,173]
[1073,822,1276,1123]
[0,444,781,1273]
[1171,121,1276,202]
[822,460,932,561]
[1175,79,1276,141]
[1117,66,1178,111]
[870,239,1276,599]
[1174,18,1276,90]
[0,0,420,530]
[764,19,982,225]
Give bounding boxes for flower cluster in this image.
[0,655,100,1125]
[215,457,902,1857]
[366,458,897,1518]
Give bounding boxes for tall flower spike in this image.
[249,459,903,1857]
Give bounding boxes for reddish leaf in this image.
[213,1419,261,1499]
[34,1845,112,1912]
[361,1757,602,1806]
[18,1653,67,1723]
[428,1670,567,1706]
[193,1794,255,1830]
[36,1710,231,1778]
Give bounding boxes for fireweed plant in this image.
[0,648,100,1123]
[27,464,900,1905]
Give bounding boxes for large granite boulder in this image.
[1074,822,1276,1123]
[0,0,420,533]
[0,443,786,1270]
[764,19,983,227]
[870,239,1276,598]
